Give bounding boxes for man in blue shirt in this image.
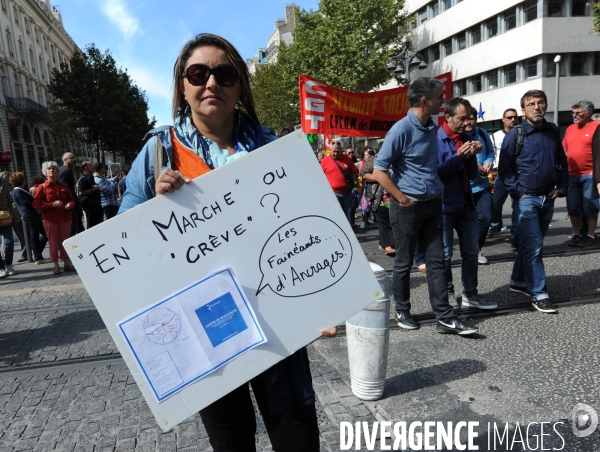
[93,162,120,220]
[499,90,568,313]
[465,107,495,264]
[373,78,477,336]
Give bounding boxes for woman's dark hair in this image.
[32,176,45,185]
[173,33,259,125]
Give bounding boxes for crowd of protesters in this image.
[0,153,130,276]
[321,78,599,335]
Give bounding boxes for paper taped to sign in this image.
[118,268,266,403]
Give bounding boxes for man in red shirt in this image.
[563,100,600,247]
[321,141,358,223]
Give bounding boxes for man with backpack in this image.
[498,90,568,314]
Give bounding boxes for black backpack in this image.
[514,122,560,158]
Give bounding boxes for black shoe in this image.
[395,310,419,330]
[532,299,558,313]
[565,234,582,246]
[509,237,519,250]
[577,235,597,248]
[510,285,529,296]
[487,226,500,237]
[436,318,478,335]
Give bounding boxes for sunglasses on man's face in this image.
[183,64,239,87]
[504,115,518,120]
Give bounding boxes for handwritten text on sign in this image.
[64,132,381,431]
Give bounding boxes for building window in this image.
[6,32,13,57]
[43,131,50,147]
[39,57,45,79]
[417,7,428,25]
[442,0,452,11]
[29,49,35,73]
[455,79,467,96]
[24,19,29,34]
[10,124,18,141]
[431,1,439,18]
[1,0,5,12]
[571,0,587,16]
[443,39,452,57]
[457,32,466,51]
[19,42,25,66]
[432,45,440,62]
[548,1,564,17]
[487,70,498,89]
[13,7,18,24]
[524,0,538,22]
[43,36,47,50]
[50,44,55,63]
[34,28,39,43]
[471,26,481,45]
[505,64,517,84]
[525,57,538,78]
[571,53,588,75]
[34,128,41,145]
[472,76,482,93]
[23,126,31,143]
[594,52,600,75]
[486,18,498,39]
[504,8,517,31]
[546,55,566,76]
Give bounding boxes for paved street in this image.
[1,197,599,451]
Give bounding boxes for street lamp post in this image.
[553,55,561,126]
[386,41,428,85]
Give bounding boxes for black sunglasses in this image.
[504,115,518,120]
[182,64,239,87]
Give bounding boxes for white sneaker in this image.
[0,269,7,278]
[477,252,488,265]
[5,265,15,276]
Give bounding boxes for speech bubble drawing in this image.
[256,216,353,297]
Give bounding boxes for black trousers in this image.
[374,206,395,249]
[199,348,320,452]
[85,206,104,229]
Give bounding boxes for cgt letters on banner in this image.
[299,73,452,137]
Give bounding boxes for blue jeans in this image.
[334,192,353,224]
[510,195,555,301]
[414,239,425,266]
[443,204,480,297]
[0,224,14,267]
[490,176,509,229]
[390,197,455,320]
[567,174,599,219]
[473,187,493,249]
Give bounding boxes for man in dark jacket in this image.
[499,90,568,313]
[59,152,84,235]
[437,98,496,311]
[77,161,103,228]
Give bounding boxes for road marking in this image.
[0,283,85,298]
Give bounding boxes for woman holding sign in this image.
[120,34,335,452]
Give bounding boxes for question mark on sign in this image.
[260,193,280,218]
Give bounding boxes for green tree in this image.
[48,44,155,163]
[593,1,600,33]
[252,0,408,130]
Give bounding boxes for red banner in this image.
[0,152,11,163]
[299,72,452,137]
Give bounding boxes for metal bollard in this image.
[345,262,390,400]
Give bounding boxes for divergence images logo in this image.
[572,403,598,438]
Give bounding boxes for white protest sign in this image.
[65,132,381,431]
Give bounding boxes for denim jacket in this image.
[119,124,275,213]
[437,127,478,213]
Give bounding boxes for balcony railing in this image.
[5,96,49,118]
